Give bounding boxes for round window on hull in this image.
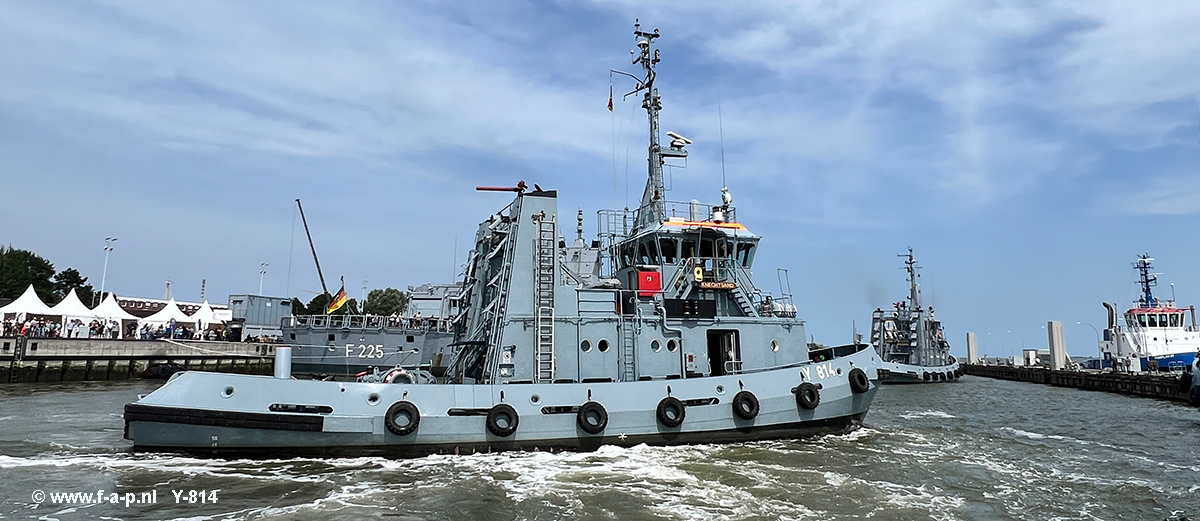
[598,339,610,353]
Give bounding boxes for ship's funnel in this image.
[1102,302,1116,329]
[274,346,292,379]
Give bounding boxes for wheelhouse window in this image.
[659,238,678,264]
[1137,314,1147,327]
[1170,313,1180,327]
[1147,314,1157,327]
[736,243,756,267]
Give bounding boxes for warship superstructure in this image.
[1098,254,1200,372]
[123,23,880,456]
[869,249,960,383]
[279,283,461,378]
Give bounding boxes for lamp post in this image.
[988,332,1005,364]
[361,280,368,310]
[97,237,117,307]
[1006,329,1025,359]
[258,263,269,295]
[1077,321,1101,367]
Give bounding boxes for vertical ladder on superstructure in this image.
[535,216,556,382]
[620,312,637,382]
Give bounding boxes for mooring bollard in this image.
[273,345,292,379]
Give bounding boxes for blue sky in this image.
[2,1,1198,357]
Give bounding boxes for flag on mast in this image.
[326,278,348,314]
[607,81,613,112]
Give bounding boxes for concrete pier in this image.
[962,363,1190,402]
[0,336,274,384]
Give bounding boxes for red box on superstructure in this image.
[637,270,661,297]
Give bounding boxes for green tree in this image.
[52,268,95,306]
[306,293,330,315]
[364,287,408,316]
[290,297,308,315]
[304,293,356,315]
[0,246,56,302]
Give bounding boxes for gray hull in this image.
[125,345,878,457]
[282,321,454,376]
[877,360,962,384]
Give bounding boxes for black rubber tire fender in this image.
[848,368,870,394]
[384,400,420,437]
[656,396,686,428]
[577,401,608,435]
[922,372,931,381]
[486,403,519,437]
[731,390,760,420]
[795,382,820,410]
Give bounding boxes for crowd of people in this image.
[2,316,231,341]
[2,317,61,338]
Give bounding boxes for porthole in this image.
[598,339,610,353]
[651,340,662,352]
[581,339,592,352]
[667,339,678,352]
[771,339,780,352]
[221,386,235,398]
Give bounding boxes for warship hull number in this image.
[346,344,386,359]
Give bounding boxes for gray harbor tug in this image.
[123,23,881,456]
[869,249,961,383]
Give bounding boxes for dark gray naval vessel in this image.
[869,249,961,383]
[279,283,461,378]
[279,214,601,379]
[124,23,882,456]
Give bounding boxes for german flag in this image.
[326,282,348,314]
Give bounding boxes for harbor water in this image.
[0,377,1196,520]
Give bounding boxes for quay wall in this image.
[962,363,1190,402]
[0,337,274,384]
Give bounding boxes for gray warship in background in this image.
[124,23,881,456]
[280,283,460,378]
[869,249,961,383]
[280,214,602,379]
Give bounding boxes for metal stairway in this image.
[534,216,556,382]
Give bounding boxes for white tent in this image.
[93,292,138,321]
[188,301,223,328]
[140,297,196,325]
[93,293,137,321]
[49,289,97,337]
[49,288,94,316]
[0,284,54,318]
[85,293,138,339]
